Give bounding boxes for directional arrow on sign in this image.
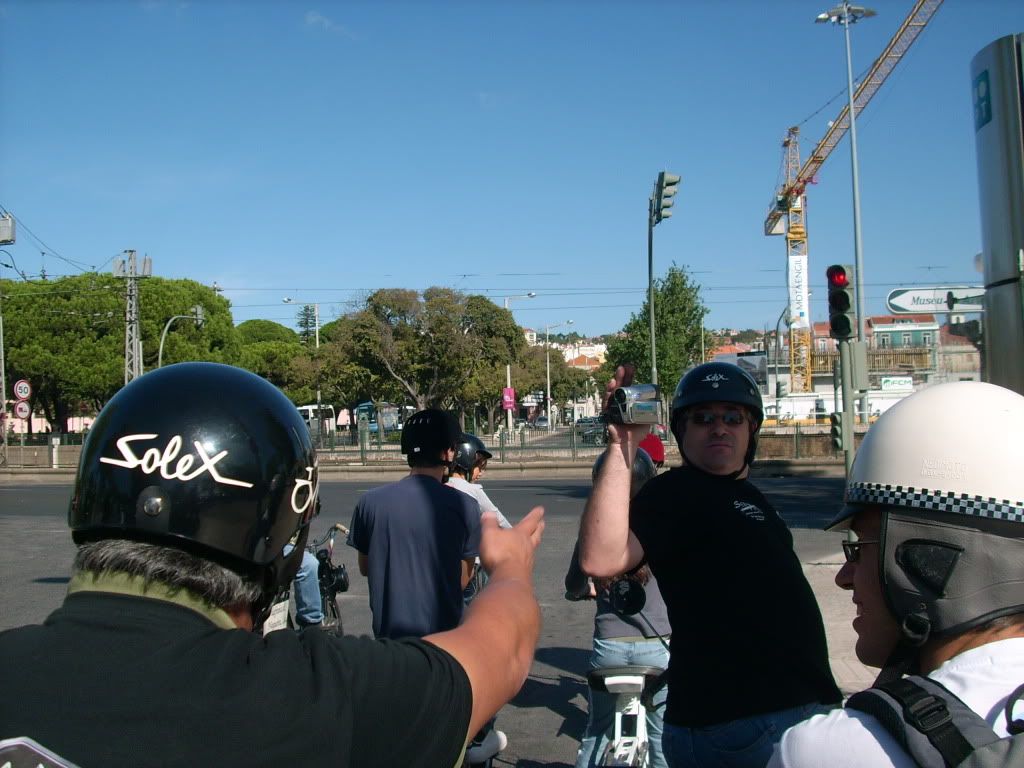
[886,286,984,315]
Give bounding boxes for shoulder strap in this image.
[846,675,1002,768]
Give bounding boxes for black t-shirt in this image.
[630,466,841,727]
[0,591,472,767]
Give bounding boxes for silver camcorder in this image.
[606,384,663,425]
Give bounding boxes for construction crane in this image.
[764,0,943,393]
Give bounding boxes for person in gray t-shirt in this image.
[565,448,671,768]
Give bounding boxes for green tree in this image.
[237,319,299,345]
[2,273,236,431]
[601,264,711,391]
[346,288,525,413]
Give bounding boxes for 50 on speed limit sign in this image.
[13,379,31,401]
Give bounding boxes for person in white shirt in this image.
[449,433,512,529]
[769,381,1024,768]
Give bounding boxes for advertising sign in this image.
[502,387,516,411]
[787,253,810,330]
[880,376,913,391]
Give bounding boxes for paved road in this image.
[0,476,871,767]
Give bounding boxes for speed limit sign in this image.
[13,379,31,401]
[13,400,31,420]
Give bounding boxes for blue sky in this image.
[0,0,1019,338]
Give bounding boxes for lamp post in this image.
[0,251,9,465]
[816,2,874,344]
[774,305,790,399]
[544,320,573,431]
[157,306,206,368]
[503,292,536,431]
[285,298,323,446]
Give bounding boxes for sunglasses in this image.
[841,539,879,563]
[688,409,746,427]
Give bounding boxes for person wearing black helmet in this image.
[449,433,512,529]
[347,408,484,640]
[0,364,546,768]
[579,362,840,768]
[769,382,1024,768]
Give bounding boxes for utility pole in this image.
[114,250,152,384]
[648,171,680,386]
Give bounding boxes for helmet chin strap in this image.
[873,611,932,686]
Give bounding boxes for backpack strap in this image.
[846,675,1002,768]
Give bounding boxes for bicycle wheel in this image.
[321,594,343,635]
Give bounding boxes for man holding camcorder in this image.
[579,361,841,768]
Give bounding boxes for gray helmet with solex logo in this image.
[827,381,1024,678]
[69,363,320,619]
[670,362,764,468]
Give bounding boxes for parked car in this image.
[580,424,608,445]
[531,416,550,430]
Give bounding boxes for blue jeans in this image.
[576,637,670,768]
[284,544,323,626]
[662,701,835,768]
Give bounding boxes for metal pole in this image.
[648,198,658,386]
[545,325,551,430]
[504,297,513,432]
[157,314,192,368]
[314,303,323,449]
[839,338,856,477]
[774,305,789,399]
[842,2,870,424]
[842,5,866,345]
[0,276,6,466]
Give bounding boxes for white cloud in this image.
[305,10,351,37]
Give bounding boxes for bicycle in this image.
[264,523,350,635]
[586,579,670,767]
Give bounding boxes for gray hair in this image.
[74,539,264,613]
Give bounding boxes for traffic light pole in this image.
[647,198,658,387]
[839,339,856,477]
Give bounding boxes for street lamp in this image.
[816,2,874,344]
[284,298,323,446]
[503,292,536,431]
[544,320,573,431]
[157,306,206,368]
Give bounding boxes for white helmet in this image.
[828,381,1024,654]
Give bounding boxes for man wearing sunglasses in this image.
[579,361,841,768]
[769,381,1024,767]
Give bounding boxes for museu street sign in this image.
[886,286,984,315]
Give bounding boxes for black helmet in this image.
[69,363,319,614]
[592,447,658,499]
[400,408,461,465]
[453,433,492,475]
[670,361,763,468]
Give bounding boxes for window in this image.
[878,335,889,348]
[922,332,932,346]
[902,332,912,346]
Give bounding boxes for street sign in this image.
[13,379,31,401]
[886,286,984,314]
[13,400,31,420]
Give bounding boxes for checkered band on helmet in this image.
[847,482,1024,524]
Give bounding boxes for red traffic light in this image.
[826,264,850,288]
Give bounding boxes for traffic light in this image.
[826,264,856,340]
[830,411,847,450]
[653,171,681,224]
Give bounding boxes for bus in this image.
[353,401,413,432]
[297,404,336,439]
